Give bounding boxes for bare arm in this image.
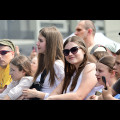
[47,63,98,100]
[22,88,45,100]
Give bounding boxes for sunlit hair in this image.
[62,36,88,93]
[99,55,115,73]
[10,54,32,76]
[33,26,64,86]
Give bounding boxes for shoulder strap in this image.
[39,69,47,85]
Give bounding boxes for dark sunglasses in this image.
[0,50,13,55]
[63,46,81,56]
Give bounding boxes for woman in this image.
[87,55,119,100]
[46,36,98,100]
[22,26,65,100]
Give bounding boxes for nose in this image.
[36,41,40,46]
[74,31,78,36]
[95,71,99,77]
[113,64,117,70]
[68,51,74,56]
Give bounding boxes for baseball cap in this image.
[105,44,116,53]
[0,39,15,52]
[90,44,107,54]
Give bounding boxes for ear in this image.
[21,70,26,76]
[88,28,93,34]
[11,51,15,57]
[110,70,116,78]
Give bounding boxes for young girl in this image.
[0,55,33,100]
[88,55,118,100]
[31,56,38,76]
[22,26,65,100]
[46,36,98,100]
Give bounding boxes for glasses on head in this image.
[0,50,13,55]
[63,46,81,56]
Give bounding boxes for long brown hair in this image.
[33,26,64,86]
[62,36,88,93]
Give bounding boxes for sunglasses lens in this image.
[63,50,69,56]
[0,51,8,55]
[71,47,78,54]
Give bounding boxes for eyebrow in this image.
[116,61,120,64]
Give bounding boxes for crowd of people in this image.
[0,20,120,100]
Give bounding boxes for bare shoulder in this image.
[83,63,96,73]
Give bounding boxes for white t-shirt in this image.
[36,60,64,95]
[0,76,33,100]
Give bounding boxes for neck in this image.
[87,36,95,48]
[0,65,7,69]
[109,78,117,87]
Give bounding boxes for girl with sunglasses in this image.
[46,36,98,100]
[0,55,33,100]
[21,26,65,100]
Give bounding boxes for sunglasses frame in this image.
[63,46,81,56]
[0,50,14,55]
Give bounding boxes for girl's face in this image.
[31,57,38,75]
[9,64,25,81]
[64,42,85,69]
[113,55,120,79]
[95,62,112,86]
[36,33,46,54]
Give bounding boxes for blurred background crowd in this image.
[0,20,120,56]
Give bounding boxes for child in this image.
[87,55,118,100]
[0,55,33,100]
[31,56,38,76]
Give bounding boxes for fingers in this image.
[15,46,20,55]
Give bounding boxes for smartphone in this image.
[102,76,107,90]
[32,46,36,52]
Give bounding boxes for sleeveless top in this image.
[64,66,102,100]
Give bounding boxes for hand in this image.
[22,88,37,99]
[87,95,99,100]
[46,96,54,100]
[15,46,20,55]
[102,83,113,100]
[17,95,25,100]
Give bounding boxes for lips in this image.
[97,78,101,82]
[69,57,75,60]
